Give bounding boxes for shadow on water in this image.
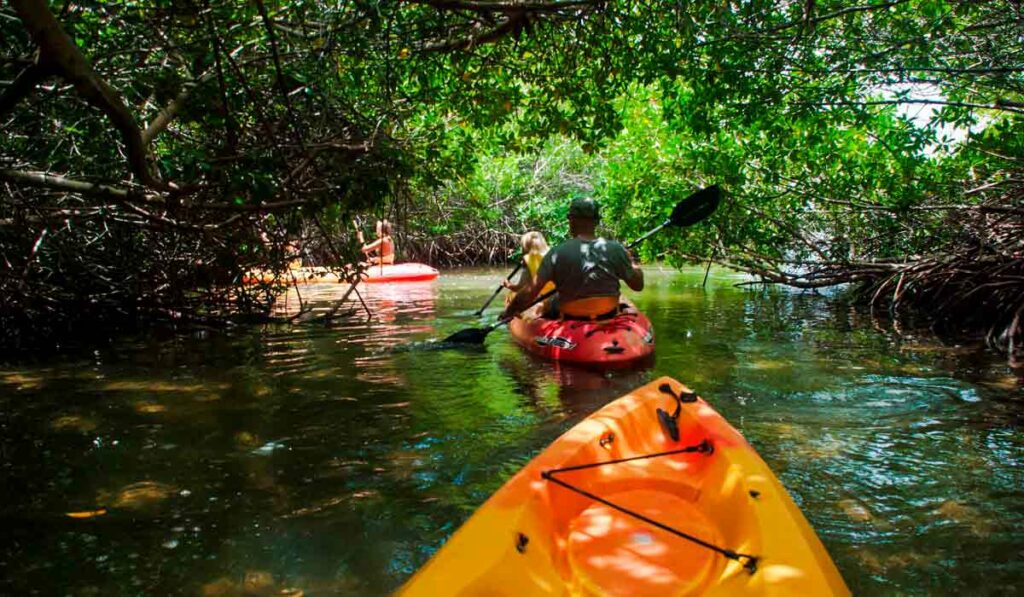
[0,266,1021,594]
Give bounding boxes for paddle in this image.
[441,184,722,345]
[473,260,524,317]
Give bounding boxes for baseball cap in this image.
[568,196,600,220]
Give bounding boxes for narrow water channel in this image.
[1,267,1022,594]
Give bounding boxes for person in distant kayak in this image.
[358,219,395,265]
[501,196,643,321]
[285,238,303,269]
[260,228,303,269]
[504,231,556,301]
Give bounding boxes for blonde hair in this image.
[520,231,549,256]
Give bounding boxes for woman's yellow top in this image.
[525,252,556,295]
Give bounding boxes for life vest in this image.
[559,295,620,319]
[524,252,555,295]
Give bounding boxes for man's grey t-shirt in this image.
[536,238,634,304]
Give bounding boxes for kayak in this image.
[242,267,344,285]
[361,263,439,283]
[399,377,850,596]
[242,263,439,286]
[508,300,654,368]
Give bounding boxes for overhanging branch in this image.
[0,168,164,204]
[0,59,52,118]
[141,69,217,147]
[10,0,171,190]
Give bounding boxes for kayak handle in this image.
[657,383,697,441]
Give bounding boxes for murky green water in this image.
[1,267,1022,595]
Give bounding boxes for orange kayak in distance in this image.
[508,300,655,369]
[399,376,850,596]
[241,267,345,285]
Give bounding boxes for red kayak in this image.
[361,263,439,283]
[244,263,439,285]
[509,300,654,368]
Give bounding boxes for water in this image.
[1,267,1021,595]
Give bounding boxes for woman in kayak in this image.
[504,231,555,299]
[358,219,395,265]
[260,228,303,269]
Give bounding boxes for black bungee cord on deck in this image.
[541,441,759,573]
[540,385,761,574]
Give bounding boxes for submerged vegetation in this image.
[1,0,1021,355]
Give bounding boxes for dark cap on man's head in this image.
[568,196,600,220]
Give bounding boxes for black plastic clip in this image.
[515,533,529,554]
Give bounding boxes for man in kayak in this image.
[501,196,643,320]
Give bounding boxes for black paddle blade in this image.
[669,185,722,227]
[442,325,495,345]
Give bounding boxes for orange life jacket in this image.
[559,295,620,319]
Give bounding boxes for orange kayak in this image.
[399,377,850,596]
[509,300,654,368]
[242,267,345,285]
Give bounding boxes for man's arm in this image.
[621,245,644,291]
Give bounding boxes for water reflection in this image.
[0,267,1021,595]
[497,351,654,417]
[271,279,437,327]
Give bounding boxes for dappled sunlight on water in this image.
[0,266,1021,594]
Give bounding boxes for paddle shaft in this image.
[474,261,523,316]
[628,219,670,249]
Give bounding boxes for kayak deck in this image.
[399,377,849,596]
[508,300,654,368]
